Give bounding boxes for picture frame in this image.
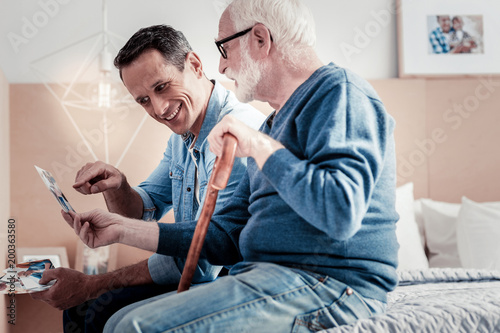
[75,243,118,275]
[397,0,500,77]
[17,247,69,268]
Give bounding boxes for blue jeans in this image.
[104,262,385,332]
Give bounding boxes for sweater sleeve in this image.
[156,171,251,266]
[261,82,393,240]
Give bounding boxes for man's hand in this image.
[62,209,124,248]
[73,161,125,195]
[207,115,284,169]
[30,268,93,310]
[62,210,160,252]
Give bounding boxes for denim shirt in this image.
[134,80,265,284]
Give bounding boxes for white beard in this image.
[228,47,263,103]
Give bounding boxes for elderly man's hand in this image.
[208,115,284,169]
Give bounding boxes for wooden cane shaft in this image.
[177,133,238,293]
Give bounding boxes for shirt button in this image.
[187,187,191,192]
[346,287,353,296]
[169,172,173,176]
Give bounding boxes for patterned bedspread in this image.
[322,268,500,333]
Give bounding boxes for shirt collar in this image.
[182,80,225,151]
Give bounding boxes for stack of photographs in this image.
[0,259,55,294]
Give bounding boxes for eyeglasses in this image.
[215,27,253,59]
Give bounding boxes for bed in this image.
[323,182,500,332]
[327,268,500,332]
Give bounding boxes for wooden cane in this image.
[177,133,238,293]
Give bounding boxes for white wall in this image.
[0,0,398,83]
[0,68,10,331]
[159,0,400,81]
[179,0,399,81]
[304,0,398,79]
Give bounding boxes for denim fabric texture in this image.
[104,262,385,333]
[136,80,265,284]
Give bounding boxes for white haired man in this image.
[63,0,399,331]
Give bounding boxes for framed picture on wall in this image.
[397,0,500,77]
[75,243,117,275]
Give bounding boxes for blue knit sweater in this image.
[157,63,399,302]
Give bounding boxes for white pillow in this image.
[420,199,461,268]
[413,199,426,249]
[395,183,429,269]
[456,197,500,270]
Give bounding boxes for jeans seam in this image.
[161,284,309,332]
[350,290,373,316]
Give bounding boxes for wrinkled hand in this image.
[62,209,123,248]
[31,268,92,310]
[73,161,125,195]
[208,115,284,169]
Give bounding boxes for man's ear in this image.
[185,52,204,78]
[249,23,272,59]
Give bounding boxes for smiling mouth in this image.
[166,103,181,121]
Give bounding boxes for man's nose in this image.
[219,55,227,75]
[151,96,167,118]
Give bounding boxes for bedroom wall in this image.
[425,77,500,202]
[370,79,429,199]
[0,68,10,333]
[373,77,500,202]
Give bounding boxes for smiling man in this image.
[31,24,264,333]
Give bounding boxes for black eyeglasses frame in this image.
[215,27,253,59]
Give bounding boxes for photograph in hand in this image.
[1,259,56,293]
[16,259,55,292]
[35,165,75,213]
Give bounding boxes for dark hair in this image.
[114,25,193,78]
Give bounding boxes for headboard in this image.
[370,77,500,202]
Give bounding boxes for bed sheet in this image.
[322,268,500,333]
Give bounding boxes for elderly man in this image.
[62,0,399,331]
[32,24,264,333]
